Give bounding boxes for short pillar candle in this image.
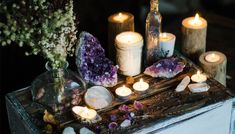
[182,13,207,62]
[199,51,227,86]
[159,32,176,57]
[108,12,134,63]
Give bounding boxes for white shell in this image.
[188,83,210,93]
[175,76,190,92]
[84,86,113,109]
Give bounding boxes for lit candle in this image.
[182,13,207,61]
[115,31,144,76]
[191,71,207,83]
[72,106,97,120]
[133,78,149,92]
[159,32,176,57]
[113,13,129,22]
[199,51,227,86]
[205,53,220,63]
[108,12,134,62]
[115,85,132,98]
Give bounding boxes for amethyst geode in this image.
[76,32,118,87]
[144,58,185,78]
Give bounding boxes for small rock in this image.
[188,83,210,93]
[175,76,190,92]
[120,119,131,128]
[63,127,76,134]
[80,127,95,134]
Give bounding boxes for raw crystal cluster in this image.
[76,32,118,87]
[144,58,185,78]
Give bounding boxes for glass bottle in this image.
[145,0,162,66]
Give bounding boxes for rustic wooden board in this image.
[6,52,232,134]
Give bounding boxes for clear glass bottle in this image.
[145,0,162,66]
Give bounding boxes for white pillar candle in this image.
[133,78,149,92]
[159,32,176,57]
[191,70,207,83]
[182,13,207,61]
[115,85,132,98]
[115,31,144,76]
[72,106,97,120]
[199,51,227,86]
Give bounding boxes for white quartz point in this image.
[188,83,210,93]
[120,119,131,128]
[175,76,190,92]
[62,127,76,134]
[80,127,95,134]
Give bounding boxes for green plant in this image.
[0,0,77,69]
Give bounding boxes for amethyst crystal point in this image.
[144,58,185,78]
[76,31,118,87]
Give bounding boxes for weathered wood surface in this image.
[6,52,232,134]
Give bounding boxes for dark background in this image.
[1,0,235,133]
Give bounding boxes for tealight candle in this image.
[205,53,220,63]
[115,31,144,76]
[182,13,207,61]
[199,51,227,86]
[159,32,176,57]
[72,106,97,120]
[133,78,149,92]
[108,12,134,62]
[115,85,132,98]
[191,71,207,83]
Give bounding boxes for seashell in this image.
[188,83,210,93]
[175,76,190,92]
[84,86,113,109]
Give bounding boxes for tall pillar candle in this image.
[159,32,176,57]
[199,51,227,86]
[182,13,207,62]
[115,31,143,76]
[108,12,134,63]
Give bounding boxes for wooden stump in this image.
[108,12,134,63]
[182,17,207,62]
[199,51,227,87]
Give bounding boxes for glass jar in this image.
[31,61,86,113]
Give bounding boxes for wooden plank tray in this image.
[6,51,233,134]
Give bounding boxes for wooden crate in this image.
[5,52,233,134]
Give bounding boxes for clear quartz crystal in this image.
[145,0,162,66]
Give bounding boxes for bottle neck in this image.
[150,0,159,12]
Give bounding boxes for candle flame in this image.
[197,70,201,75]
[194,13,200,22]
[189,13,202,26]
[140,78,143,83]
[162,33,167,38]
[211,53,215,58]
[118,13,122,17]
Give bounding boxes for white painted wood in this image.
[134,99,233,134]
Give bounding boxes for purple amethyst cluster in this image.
[144,58,185,78]
[76,32,118,87]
